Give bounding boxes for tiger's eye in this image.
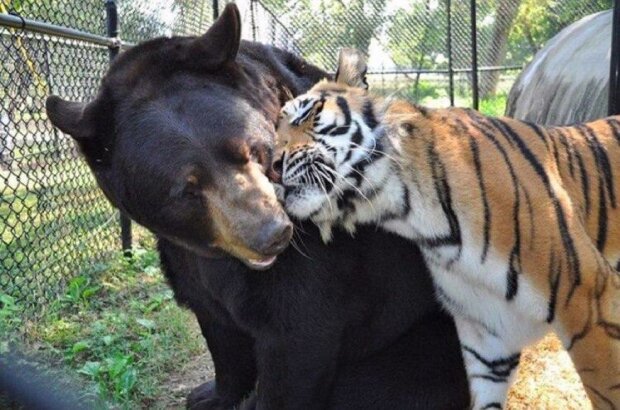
[400,122,416,136]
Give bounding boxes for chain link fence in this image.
[0,0,614,316]
[244,0,611,111]
[0,1,214,316]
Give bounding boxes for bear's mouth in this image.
[243,255,278,270]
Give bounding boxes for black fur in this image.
[46,5,469,409]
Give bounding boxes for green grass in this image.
[0,233,203,409]
[367,76,514,116]
[479,92,509,118]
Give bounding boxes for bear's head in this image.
[46,4,292,270]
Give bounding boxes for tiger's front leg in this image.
[454,317,521,410]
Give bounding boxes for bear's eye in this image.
[180,175,203,203]
[183,183,202,200]
[222,139,250,165]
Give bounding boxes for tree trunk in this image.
[479,0,522,98]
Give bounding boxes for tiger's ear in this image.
[335,48,368,90]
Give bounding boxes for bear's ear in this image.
[335,48,368,90]
[191,3,242,68]
[46,95,94,141]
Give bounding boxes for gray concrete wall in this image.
[506,10,611,125]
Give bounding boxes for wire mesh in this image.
[0,0,614,317]
[246,0,612,106]
[0,1,213,317]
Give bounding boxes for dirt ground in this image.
[161,328,590,409]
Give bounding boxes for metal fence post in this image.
[470,0,479,110]
[251,0,257,41]
[609,0,620,115]
[446,0,454,106]
[105,0,132,255]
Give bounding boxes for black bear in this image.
[46,4,469,409]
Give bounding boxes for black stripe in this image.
[549,132,561,170]
[345,139,385,187]
[601,321,620,340]
[597,175,608,252]
[469,136,491,262]
[461,345,521,378]
[481,403,503,409]
[469,112,515,149]
[426,140,462,252]
[574,149,591,215]
[493,119,581,303]
[567,301,592,350]
[315,96,351,136]
[547,251,561,323]
[336,189,357,213]
[525,121,550,148]
[417,235,461,248]
[286,154,312,173]
[343,124,363,163]
[415,104,429,117]
[470,374,508,383]
[401,183,411,216]
[579,124,616,208]
[583,384,617,410]
[292,98,320,126]
[555,128,575,178]
[336,96,351,124]
[362,100,378,129]
[522,188,535,248]
[316,123,350,136]
[469,119,522,300]
[576,125,614,251]
[607,117,620,145]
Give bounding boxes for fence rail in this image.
[0,12,131,49]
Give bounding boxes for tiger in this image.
[273,48,620,409]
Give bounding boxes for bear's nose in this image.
[255,219,293,255]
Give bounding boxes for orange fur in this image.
[387,103,620,409]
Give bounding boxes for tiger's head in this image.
[274,49,394,241]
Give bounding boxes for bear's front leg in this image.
[187,314,257,410]
[253,331,341,410]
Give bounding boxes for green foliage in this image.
[264,0,386,69]
[4,238,203,408]
[61,276,101,308]
[0,293,21,352]
[388,2,447,69]
[508,0,612,64]
[479,92,508,117]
